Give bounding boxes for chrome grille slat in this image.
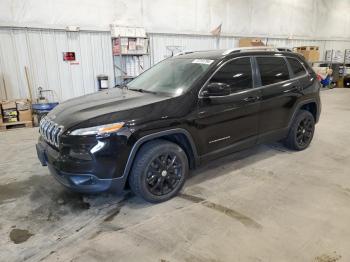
[42,120,46,138]
[48,123,55,144]
[52,124,58,145]
[44,122,49,141]
[39,117,64,148]
[39,117,46,136]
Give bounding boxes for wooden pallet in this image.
[0,121,33,131]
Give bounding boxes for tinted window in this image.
[128,58,211,96]
[209,57,252,92]
[287,58,307,77]
[256,57,290,86]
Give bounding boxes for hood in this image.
[47,88,174,130]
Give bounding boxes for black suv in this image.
[36,48,321,203]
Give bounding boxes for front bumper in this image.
[36,138,127,193]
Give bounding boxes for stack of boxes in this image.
[325,49,343,63]
[294,46,320,62]
[112,37,148,55]
[1,101,18,123]
[16,100,32,122]
[345,49,350,63]
[0,99,32,125]
[238,38,265,47]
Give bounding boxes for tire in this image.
[284,110,315,151]
[128,139,189,203]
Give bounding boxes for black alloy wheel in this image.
[284,109,315,151]
[129,139,188,203]
[146,153,183,196]
[296,117,314,147]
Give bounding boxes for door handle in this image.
[242,96,260,102]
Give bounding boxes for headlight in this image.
[69,122,125,136]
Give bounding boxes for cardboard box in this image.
[295,46,320,62]
[18,110,32,122]
[239,38,265,47]
[4,116,18,123]
[1,100,17,110]
[16,99,31,111]
[3,109,18,117]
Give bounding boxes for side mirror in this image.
[201,82,231,97]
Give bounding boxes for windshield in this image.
[127,58,213,96]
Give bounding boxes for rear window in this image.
[287,58,307,77]
[256,57,290,86]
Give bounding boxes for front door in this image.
[194,57,261,158]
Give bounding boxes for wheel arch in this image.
[288,99,319,128]
[121,128,199,187]
[300,102,318,121]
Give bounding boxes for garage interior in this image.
[0,1,350,261]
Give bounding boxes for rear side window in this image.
[256,57,290,86]
[287,58,307,77]
[209,57,252,92]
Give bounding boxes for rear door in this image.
[286,57,312,92]
[194,57,262,156]
[255,56,303,140]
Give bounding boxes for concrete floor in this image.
[1,89,349,262]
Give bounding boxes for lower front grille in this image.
[39,117,64,147]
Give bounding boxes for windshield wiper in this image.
[129,88,158,94]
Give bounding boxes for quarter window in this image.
[287,57,307,77]
[256,57,290,86]
[209,57,253,93]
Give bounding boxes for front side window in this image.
[127,58,211,96]
[209,57,253,93]
[256,57,290,86]
[287,57,307,77]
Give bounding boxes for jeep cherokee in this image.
[36,48,321,203]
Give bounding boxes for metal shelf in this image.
[113,53,149,56]
[112,36,148,39]
[112,34,149,84]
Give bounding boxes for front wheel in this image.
[128,139,188,203]
[284,110,315,151]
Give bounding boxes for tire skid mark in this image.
[178,193,262,229]
[103,191,135,222]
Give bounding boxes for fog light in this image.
[70,175,95,185]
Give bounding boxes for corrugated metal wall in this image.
[0,28,114,101]
[149,33,350,65]
[150,34,217,64]
[0,29,349,101]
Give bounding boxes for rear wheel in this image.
[128,140,188,203]
[284,110,315,151]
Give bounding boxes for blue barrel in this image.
[32,102,59,111]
